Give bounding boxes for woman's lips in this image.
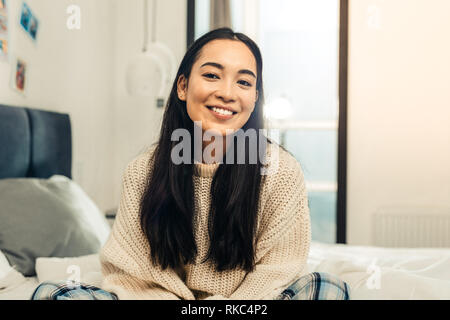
[206,106,237,120]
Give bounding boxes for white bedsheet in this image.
[0,252,102,300]
[1,242,449,300]
[308,241,450,299]
[0,269,39,300]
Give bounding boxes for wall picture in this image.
[10,57,27,94]
[0,0,7,60]
[19,1,38,41]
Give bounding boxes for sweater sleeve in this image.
[205,156,311,300]
[99,152,196,300]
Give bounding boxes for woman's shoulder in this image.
[262,142,304,181]
[123,143,158,181]
[258,142,307,206]
[123,142,304,183]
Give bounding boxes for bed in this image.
[0,104,110,300]
[0,104,449,300]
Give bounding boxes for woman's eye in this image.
[238,80,252,87]
[203,73,219,79]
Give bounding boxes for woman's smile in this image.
[206,105,238,120]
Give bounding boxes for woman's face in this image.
[177,39,259,136]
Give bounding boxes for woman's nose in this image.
[215,80,236,102]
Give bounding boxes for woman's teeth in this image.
[210,107,234,115]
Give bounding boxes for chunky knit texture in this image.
[99,143,311,300]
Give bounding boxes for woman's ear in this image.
[255,90,259,102]
[177,75,187,101]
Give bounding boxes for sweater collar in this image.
[193,161,220,178]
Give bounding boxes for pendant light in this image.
[125,0,176,104]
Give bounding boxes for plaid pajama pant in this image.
[274,272,350,300]
[30,272,350,300]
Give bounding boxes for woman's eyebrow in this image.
[200,62,256,78]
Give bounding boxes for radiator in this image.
[372,207,450,248]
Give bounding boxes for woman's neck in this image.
[201,135,231,164]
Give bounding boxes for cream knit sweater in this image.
[99,143,311,300]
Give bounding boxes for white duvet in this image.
[307,242,450,299]
[1,242,450,300]
[0,251,103,300]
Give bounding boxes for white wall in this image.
[111,0,186,206]
[0,0,115,212]
[347,0,450,245]
[0,0,187,212]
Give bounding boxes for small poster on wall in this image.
[10,57,27,94]
[0,0,8,61]
[19,1,38,42]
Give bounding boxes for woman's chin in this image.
[202,125,237,137]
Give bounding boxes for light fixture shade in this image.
[125,51,165,97]
[125,0,177,99]
[146,42,177,95]
[264,96,294,120]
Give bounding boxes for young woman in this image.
[32,28,350,300]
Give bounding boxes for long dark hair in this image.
[140,28,270,272]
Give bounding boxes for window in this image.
[189,0,348,244]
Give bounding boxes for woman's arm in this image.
[101,263,185,300]
[99,152,196,300]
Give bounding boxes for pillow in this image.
[0,175,111,276]
[35,254,103,288]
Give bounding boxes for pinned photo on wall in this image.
[0,14,7,35]
[0,39,7,58]
[19,1,38,42]
[10,58,27,95]
[0,0,8,61]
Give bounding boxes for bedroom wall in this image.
[110,0,187,208]
[0,0,187,213]
[347,0,450,245]
[0,0,115,212]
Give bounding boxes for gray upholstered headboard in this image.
[0,104,72,179]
